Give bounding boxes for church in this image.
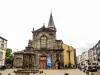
[13,13,64,69]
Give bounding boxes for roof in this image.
[48,12,55,28]
[0,36,8,41]
[33,25,56,33]
[14,50,25,54]
[55,40,62,42]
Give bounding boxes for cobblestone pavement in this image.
[0,69,16,75]
[78,69,100,75]
[0,69,87,75]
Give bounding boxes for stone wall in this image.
[13,54,23,68]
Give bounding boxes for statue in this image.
[28,40,32,47]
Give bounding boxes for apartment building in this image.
[88,41,100,66]
[77,40,100,66]
[77,51,88,66]
[88,48,93,64]
[0,36,7,66]
[77,55,82,65]
[81,51,88,66]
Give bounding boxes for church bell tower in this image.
[48,12,56,31]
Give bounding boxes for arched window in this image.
[40,36,47,49]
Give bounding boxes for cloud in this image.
[76,42,96,56]
[0,0,100,55]
[76,52,81,56]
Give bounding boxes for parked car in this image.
[86,65,97,72]
[81,65,84,70]
[77,65,81,70]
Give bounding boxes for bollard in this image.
[83,69,85,73]
[65,73,69,75]
[84,70,86,73]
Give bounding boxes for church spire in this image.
[48,12,56,30]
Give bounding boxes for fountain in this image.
[13,40,43,75]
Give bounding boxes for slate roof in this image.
[0,36,8,41]
[55,40,62,42]
[33,25,56,33]
[48,12,55,28]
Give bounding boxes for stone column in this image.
[35,53,40,69]
[23,55,25,68]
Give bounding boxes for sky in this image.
[0,0,100,56]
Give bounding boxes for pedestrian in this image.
[86,70,89,75]
[91,72,94,75]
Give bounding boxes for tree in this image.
[5,48,13,65]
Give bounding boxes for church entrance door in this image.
[40,56,47,69]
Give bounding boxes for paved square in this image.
[0,69,87,75]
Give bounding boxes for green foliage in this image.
[5,48,13,64]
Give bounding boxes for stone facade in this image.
[13,13,64,69]
[13,50,24,68]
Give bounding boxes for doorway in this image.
[40,56,47,69]
[55,60,60,69]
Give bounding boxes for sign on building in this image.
[47,57,52,67]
